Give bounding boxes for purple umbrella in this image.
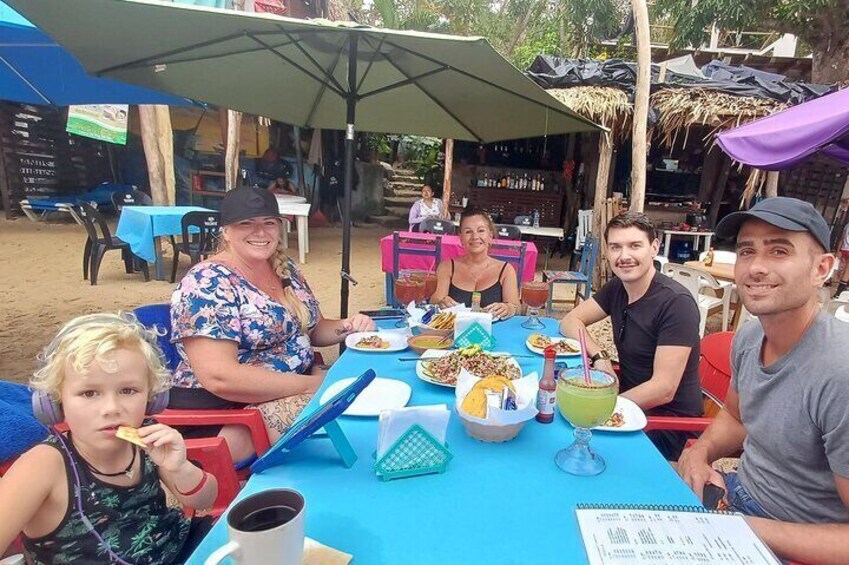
[716,87,849,170]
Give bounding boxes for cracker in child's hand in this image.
[116,426,147,448]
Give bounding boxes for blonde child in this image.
[0,313,217,564]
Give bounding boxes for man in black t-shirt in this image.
[559,212,703,460]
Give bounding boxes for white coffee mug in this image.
[205,488,305,565]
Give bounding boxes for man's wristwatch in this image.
[589,350,610,365]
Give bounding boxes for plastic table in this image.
[115,206,212,280]
[187,317,700,564]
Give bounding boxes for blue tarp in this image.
[0,1,193,106]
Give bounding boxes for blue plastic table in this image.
[187,317,700,564]
[115,206,212,280]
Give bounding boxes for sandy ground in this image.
[0,215,610,384]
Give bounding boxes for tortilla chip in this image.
[116,426,147,448]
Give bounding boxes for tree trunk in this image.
[698,146,723,203]
[505,0,540,56]
[442,139,454,218]
[139,105,175,206]
[810,36,849,84]
[225,110,242,190]
[708,156,733,228]
[765,171,779,198]
[629,0,651,213]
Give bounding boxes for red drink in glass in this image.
[395,277,424,305]
[522,282,549,309]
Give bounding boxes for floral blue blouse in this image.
[170,260,320,389]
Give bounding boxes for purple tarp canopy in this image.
[716,87,849,170]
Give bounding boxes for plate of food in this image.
[345,332,408,352]
[525,333,581,356]
[592,396,646,432]
[416,345,522,388]
[318,377,412,417]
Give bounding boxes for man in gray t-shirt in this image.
[677,197,849,564]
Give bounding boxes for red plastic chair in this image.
[644,331,735,436]
[183,436,241,517]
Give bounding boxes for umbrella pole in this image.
[340,35,358,321]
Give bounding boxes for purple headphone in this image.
[31,313,170,426]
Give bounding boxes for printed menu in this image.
[575,506,780,564]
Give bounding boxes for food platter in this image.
[345,331,408,352]
[415,347,522,388]
[525,333,582,356]
[592,396,646,432]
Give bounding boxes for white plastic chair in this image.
[653,255,669,272]
[735,304,758,331]
[698,250,737,264]
[836,306,849,323]
[576,210,592,251]
[663,263,733,336]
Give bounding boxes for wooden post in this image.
[225,109,242,190]
[593,133,614,239]
[698,146,722,203]
[707,156,733,227]
[442,138,454,218]
[155,105,175,206]
[765,171,779,198]
[630,0,651,213]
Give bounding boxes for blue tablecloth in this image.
[188,317,700,564]
[115,206,211,263]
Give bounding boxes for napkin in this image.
[455,369,539,425]
[453,311,492,339]
[303,537,352,565]
[377,404,450,458]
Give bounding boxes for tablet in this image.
[250,369,376,473]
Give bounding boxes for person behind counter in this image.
[408,184,446,231]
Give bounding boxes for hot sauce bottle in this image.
[536,346,557,423]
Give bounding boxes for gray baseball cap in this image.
[715,197,830,251]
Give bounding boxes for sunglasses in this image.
[618,308,630,343]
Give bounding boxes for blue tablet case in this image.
[250,369,376,474]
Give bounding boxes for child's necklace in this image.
[81,445,138,480]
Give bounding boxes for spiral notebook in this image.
[575,504,781,565]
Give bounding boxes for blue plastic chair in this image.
[387,231,442,306]
[543,234,599,311]
[133,303,180,371]
[489,240,527,283]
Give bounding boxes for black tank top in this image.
[448,259,508,308]
[23,434,190,565]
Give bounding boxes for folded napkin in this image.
[303,537,352,565]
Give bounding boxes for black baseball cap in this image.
[715,197,830,251]
[220,186,281,226]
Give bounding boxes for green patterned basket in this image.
[374,424,453,481]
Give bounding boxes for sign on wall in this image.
[66,104,129,145]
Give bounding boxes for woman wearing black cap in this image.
[169,186,375,462]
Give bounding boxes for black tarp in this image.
[527,56,833,105]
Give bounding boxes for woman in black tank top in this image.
[430,208,520,320]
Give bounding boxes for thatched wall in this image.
[548,87,632,141]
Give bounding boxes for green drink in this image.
[557,372,618,428]
[554,368,619,476]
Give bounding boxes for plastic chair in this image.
[494,224,522,240]
[663,263,732,335]
[170,211,221,283]
[388,231,442,306]
[419,218,455,235]
[653,255,669,272]
[489,240,527,282]
[78,202,149,285]
[133,304,273,477]
[836,305,849,323]
[644,331,734,435]
[544,234,599,311]
[111,189,153,212]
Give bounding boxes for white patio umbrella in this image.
[8,0,602,316]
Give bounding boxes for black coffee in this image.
[238,505,298,532]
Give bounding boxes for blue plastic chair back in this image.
[490,240,527,281]
[391,231,442,278]
[133,304,180,372]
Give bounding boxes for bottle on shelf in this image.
[536,347,557,423]
[532,209,540,228]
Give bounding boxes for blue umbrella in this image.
[0,2,192,106]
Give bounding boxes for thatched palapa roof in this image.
[548,87,632,141]
[547,85,785,149]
